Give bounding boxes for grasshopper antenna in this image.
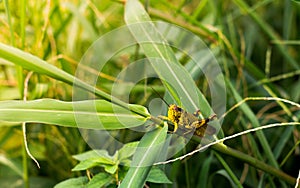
[150,86,170,107]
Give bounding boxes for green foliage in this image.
[0,0,299,187]
[55,141,171,187]
[54,176,89,188]
[119,125,168,188]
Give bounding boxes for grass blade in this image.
[197,153,213,188]
[225,78,278,167]
[119,124,168,188]
[125,0,208,113]
[0,43,149,117]
[62,2,98,41]
[232,0,299,69]
[0,99,149,129]
[215,152,243,188]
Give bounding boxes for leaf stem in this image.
[211,142,296,185]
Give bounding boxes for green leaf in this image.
[72,157,115,171]
[0,42,149,118]
[215,152,243,188]
[119,125,168,188]
[124,0,218,118]
[104,164,119,174]
[87,173,114,188]
[73,150,111,161]
[232,0,299,69]
[226,78,279,168]
[0,99,149,129]
[54,176,88,188]
[118,141,139,161]
[197,153,213,188]
[146,167,172,184]
[119,159,131,167]
[214,169,238,188]
[0,42,77,89]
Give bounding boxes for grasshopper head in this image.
[167,104,183,124]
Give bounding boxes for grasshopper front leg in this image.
[158,115,179,133]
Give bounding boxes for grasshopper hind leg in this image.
[194,114,217,137]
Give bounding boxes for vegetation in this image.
[0,0,299,187]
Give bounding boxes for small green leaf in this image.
[146,167,172,184]
[73,150,111,161]
[87,173,114,188]
[72,157,115,171]
[120,159,132,167]
[118,141,139,161]
[104,163,118,174]
[54,176,88,188]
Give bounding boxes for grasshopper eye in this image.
[173,106,182,112]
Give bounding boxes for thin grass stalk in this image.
[20,0,28,187]
[155,122,299,185]
[4,0,29,186]
[214,152,243,188]
[226,79,279,169]
[232,0,299,69]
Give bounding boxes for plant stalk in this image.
[209,141,296,185]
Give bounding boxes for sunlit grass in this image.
[0,0,299,187]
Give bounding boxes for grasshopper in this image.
[160,104,217,137]
[151,87,217,137]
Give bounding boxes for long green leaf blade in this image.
[119,125,168,188]
[124,0,208,113]
[0,99,149,129]
[0,43,149,118]
[225,78,279,168]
